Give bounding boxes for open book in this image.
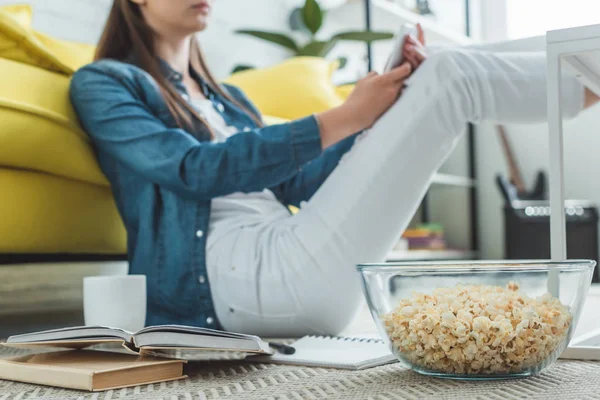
[3,325,273,360]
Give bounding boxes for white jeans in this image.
[206,48,585,337]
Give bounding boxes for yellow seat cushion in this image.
[0,4,32,28]
[0,6,94,75]
[335,84,354,100]
[0,169,125,254]
[262,115,290,125]
[33,31,96,73]
[224,57,345,120]
[0,57,107,186]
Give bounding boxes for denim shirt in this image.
[69,58,358,328]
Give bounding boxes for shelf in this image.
[386,249,477,261]
[333,0,473,47]
[432,173,476,188]
[369,0,473,45]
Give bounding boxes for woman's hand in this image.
[403,23,427,71]
[316,62,413,148]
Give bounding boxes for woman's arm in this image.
[270,133,359,207]
[71,62,412,201]
[224,83,359,206]
[224,66,413,206]
[70,65,323,201]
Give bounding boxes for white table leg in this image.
[547,46,567,297]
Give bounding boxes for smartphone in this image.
[384,23,419,72]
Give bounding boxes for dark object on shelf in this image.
[415,0,434,16]
[497,125,547,201]
[496,173,546,204]
[504,200,599,282]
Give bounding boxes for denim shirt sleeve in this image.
[270,133,358,207]
[69,65,323,201]
[223,83,359,207]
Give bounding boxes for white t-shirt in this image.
[190,98,290,246]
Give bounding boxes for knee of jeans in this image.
[421,48,477,85]
[301,285,364,336]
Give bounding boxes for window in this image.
[507,0,600,39]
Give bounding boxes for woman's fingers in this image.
[403,35,427,69]
[383,62,412,83]
[411,46,426,63]
[417,23,425,45]
[403,53,419,70]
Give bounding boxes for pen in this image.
[269,342,296,355]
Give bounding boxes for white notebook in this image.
[560,328,600,361]
[254,336,397,370]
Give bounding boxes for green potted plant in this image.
[232,0,393,73]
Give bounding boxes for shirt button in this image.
[216,103,225,112]
[198,275,206,284]
[243,127,251,132]
[206,317,214,325]
[196,230,204,238]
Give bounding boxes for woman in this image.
[70,0,598,336]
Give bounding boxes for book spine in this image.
[306,335,385,344]
[0,362,92,391]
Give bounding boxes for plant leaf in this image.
[235,30,299,51]
[288,8,304,31]
[231,65,255,74]
[298,40,337,57]
[332,31,394,42]
[302,0,324,35]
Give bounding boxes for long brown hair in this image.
[95,0,263,134]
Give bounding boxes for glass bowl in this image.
[357,260,596,380]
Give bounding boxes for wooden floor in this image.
[0,310,83,338]
[0,260,127,337]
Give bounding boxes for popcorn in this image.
[382,283,572,375]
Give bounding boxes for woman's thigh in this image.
[206,221,364,337]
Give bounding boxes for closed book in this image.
[0,350,186,391]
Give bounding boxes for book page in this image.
[6,326,132,344]
[2,339,129,352]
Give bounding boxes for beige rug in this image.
[5,298,600,400]
[3,344,600,400]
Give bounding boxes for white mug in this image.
[83,275,147,332]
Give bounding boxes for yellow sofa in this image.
[0,5,351,257]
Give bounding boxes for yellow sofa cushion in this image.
[0,4,32,27]
[335,84,354,100]
[0,6,94,75]
[0,169,126,254]
[0,57,107,186]
[262,115,290,125]
[224,57,345,120]
[33,31,96,73]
